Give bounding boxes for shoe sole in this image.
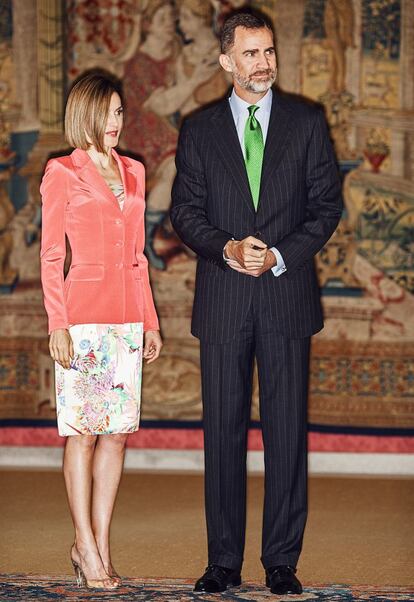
[194,577,242,593]
[265,577,302,595]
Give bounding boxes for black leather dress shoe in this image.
[194,564,242,592]
[265,565,303,595]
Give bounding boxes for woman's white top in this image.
[109,183,125,211]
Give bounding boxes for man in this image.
[170,12,343,596]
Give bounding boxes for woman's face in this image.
[103,92,123,150]
[179,6,203,40]
[149,4,175,40]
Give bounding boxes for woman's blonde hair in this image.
[141,0,174,35]
[65,72,123,153]
[180,0,213,24]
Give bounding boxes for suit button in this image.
[115,241,123,247]
[115,219,122,225]
[118,262,123,269]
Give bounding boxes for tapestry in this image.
[1,336,413,429]
[0,0,413,434]
[361,0,400,109]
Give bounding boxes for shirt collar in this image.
[229,87,273,119]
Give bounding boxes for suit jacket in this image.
[40,148,159,334]
[171,90,343,342]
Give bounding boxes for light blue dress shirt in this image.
[227,88,286,277]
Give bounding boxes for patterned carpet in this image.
[0,575,413,601]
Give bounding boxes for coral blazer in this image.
[40,148,159,334]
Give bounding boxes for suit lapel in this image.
[210,100,255,215]
[259,92,293,204]
[210,93,293,214]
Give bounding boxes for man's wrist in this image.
[223,239,235,261]
[266,249,277,268]
[269,247,287,277]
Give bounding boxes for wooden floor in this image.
[0,470,413,586]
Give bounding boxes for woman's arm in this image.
[40,159,69,333]
[134,162,160,333]
[135,248,160,333]
[133,162,162,363]
[144,54,219,116]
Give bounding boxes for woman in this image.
[122,0,180,270]
[177,0,228,115]
[40,72,162,590]
[123,0,217,268]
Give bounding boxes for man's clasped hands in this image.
[224,236,276,277]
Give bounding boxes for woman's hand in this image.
[143,330,163,364]
[49,328,74,370]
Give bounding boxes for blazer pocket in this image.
[133,265,142,281]
[70,264,104,281]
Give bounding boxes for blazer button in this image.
[115,219,122,225]
[115,241,123,247]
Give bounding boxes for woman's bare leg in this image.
[63,434,116,587]
[91,433,128,577]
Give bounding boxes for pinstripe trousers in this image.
[200,296,310,571]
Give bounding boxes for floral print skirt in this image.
[55,322,143,436]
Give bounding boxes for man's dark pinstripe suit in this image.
[170,89,343,571]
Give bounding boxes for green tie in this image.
[244,105,264,210]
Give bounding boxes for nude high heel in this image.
[106,565,122,585]
[70,545,119,590]
[71,558,86,588]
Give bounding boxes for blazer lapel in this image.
[70,148,120,210]
[70,148,138,214]
[210,100,255,215]
[112,150,139,215]
[259,92,293,203]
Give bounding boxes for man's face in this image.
[221,26,277,94]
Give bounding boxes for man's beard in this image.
[232,64,277,93]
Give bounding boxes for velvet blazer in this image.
[40,148,159,334]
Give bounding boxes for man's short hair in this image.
[220,12,273,54]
